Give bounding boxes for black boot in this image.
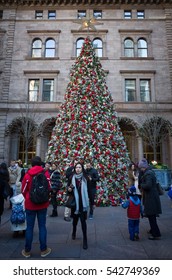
[72,225,76,240]
[83,238,88,250]
[50,210,58,217]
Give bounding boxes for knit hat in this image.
[128,186,136,196]
[138,158,149,169]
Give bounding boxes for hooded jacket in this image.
[21,165,50,210]
[122,195,142,219]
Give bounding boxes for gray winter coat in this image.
[140,168,162,215]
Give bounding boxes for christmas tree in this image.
[46,37,130,206]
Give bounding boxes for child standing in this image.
[122,186,142,241]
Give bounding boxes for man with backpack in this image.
[21,156,51,258]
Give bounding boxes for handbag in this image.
[65,195,76,209]
[156,182,164,196]
[10,193,25,204]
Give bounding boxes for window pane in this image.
[45,39,55,57]
[42,79,54,101]
[124,39,134,57]
[93,39,103,57]
[125,80,136,101]
[48,11,56,19]
[140,80,150,102]
[93,10,102,19]
[77,10,86,19]
[137,10,145,19]
[29,80,39,101]
[76,38,84,56]
[32,39,42,57]
[0,10,3,19]
[35,11,43,19]
[124,10,132,19]
[138,39,148,57]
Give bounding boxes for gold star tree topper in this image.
[73,11,103,31]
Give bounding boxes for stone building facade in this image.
[0,0,172,167]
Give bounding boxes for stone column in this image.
[137,136,143,161]
[36,137,41,157]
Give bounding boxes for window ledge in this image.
[25,57,60,60]
[120,57,154,60]
[71,56,108,60]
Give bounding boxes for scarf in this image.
[72,174,89,214]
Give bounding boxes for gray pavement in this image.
[0,194,172,260]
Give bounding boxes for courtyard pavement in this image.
[0,193,172,260]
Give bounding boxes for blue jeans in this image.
[25,208,47,252]
[128,219,140,240]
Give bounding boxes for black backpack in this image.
[30,172,49,204]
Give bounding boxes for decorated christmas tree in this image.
[46,37,130,206]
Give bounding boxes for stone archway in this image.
[37,117,56,161]
[5,117,37,164]
[118,117,140,163]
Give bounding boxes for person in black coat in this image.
[138,158,162,240]
[50,162,62,217]
[85,161,100,219]
[0,162,10,224]
[64,158,79,221]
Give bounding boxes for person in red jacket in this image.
[122,186,143,241]
[21,156,51,258]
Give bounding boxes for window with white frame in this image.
[31,37,57,58]
[93,10,102,19]
[125,79,136,101]
[124,10,132,19]
[137,10,145,19]
[140,79,151,102]
[123,37,148,58]
[76,38,84,56]
[93,38,103,57]
[31,39,42,57]
[35,11,43,19]
[137,38,148,57]
[124,38,134,57]
[77,10,86,19]
[28,79,54,102]
[42,79,54,101]
[28,79,39,101]
[45,39,56,57]
[48,10,56,19]
[124,78,151,102]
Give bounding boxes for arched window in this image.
[31,38,42,57]
[45,38,56,57]
[93,38,103,57]
[76,38,84,56]
[137,38,148,57]
[124,38,134,57]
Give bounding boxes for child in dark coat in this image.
[122,186,142,241]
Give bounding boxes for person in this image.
[8,160,21,205]
[122,186,142,241]
[17,160,25,183]
[50,162,62,217]
[0,162,10,224]
[67,162,89,249]
[138,158,162,240]
[21,156,51,258]
[85,160,99,219]
[128,163,141,200]
[64,158,79,222]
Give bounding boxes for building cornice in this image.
[0,0,171,7]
